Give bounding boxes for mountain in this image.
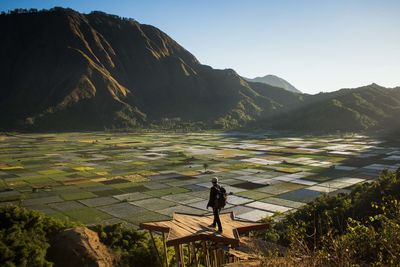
[254,83,400,132]
[0,8,294,131]
[1,8,400,133]
[244,74,301,93]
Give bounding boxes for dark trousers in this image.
[212,206,222,231]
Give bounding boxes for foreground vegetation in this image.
[259,168,400,266]
[0,206,161,267]
[1,169,400,266]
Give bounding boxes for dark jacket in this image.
[207,184,221,209]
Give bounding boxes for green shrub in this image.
[259,168,400,265]
[91,223,169,267]
[0,205,72,267]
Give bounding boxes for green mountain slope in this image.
[256,84,400,132]
[0,8,287,131]
[1,8,399,133]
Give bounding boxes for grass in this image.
[0,166,24,170]
[145,187,190,197]
[60,191,97,201]
[235,190,274,200]
[73,166,95,171]
[37,169,67,175]
[63,207,112,224]
[125,211,170,224]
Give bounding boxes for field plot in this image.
[0,132,399,227]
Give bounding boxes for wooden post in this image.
[149,231,162,267]
[207,242,212,267]
[192,242,199,267]
[188,243,192,264]
[202,241,208,267]
[218,249,224,266]
[162,232,169,267]
[216,249,220,267]
[213,249,218,267]
[174,245,180,267]
[179,244,185,267]
[210,249,214,267]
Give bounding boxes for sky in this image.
[1,0,399,94]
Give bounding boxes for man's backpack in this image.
[217,186,228,208]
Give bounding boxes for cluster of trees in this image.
[90,224,165,267]
[0,7,137,23]
[0,7,68,16]
[88,11,137,22]
[0,205,74,266]
[0,206,161,267]
[259,168,400,266]
[148,119,209,132]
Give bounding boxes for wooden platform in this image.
[140,212,268,246]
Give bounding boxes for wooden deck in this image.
[140,212,268,246]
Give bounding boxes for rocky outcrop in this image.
[47,227,116,267]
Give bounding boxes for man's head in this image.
[211,177,218,184]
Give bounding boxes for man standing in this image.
[207,177,223,233]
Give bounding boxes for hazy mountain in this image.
[244,75,301,93]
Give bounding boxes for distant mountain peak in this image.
[243,74,301,93]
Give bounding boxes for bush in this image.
[91,223,170,267]
[259,169,400,265]
[0,205,72,267]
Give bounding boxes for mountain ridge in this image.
[243,74,301,93]
[0,8,274,130]
[1,8,400,133]
[253,83,400,132]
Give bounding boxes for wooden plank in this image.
[141,212,269,247]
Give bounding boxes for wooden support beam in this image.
[202,241,209,267]
[149,231,162,267]
[213,249,218,267]
[209,249,214,267]
[174,245,180,267]
[192,242,199,267]
[188,243,192,264]
[162,232,169,267]
[180,244,185,267]
[219,249,224,266]
[215,248,221,266]
[208,242,213,267]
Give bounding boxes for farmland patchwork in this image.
[0,132,399,228]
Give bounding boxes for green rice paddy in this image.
[0,131,399,228]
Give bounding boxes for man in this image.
[206,176,223,232]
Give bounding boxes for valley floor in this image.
[0,131,399,227]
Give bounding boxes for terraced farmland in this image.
[0,132,399,228]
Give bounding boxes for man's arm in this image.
[206,187,215,209]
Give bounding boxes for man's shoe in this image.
[217,229,223,233]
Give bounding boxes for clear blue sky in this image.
[1,0,399,94]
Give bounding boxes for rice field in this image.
[0,131,399,228]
